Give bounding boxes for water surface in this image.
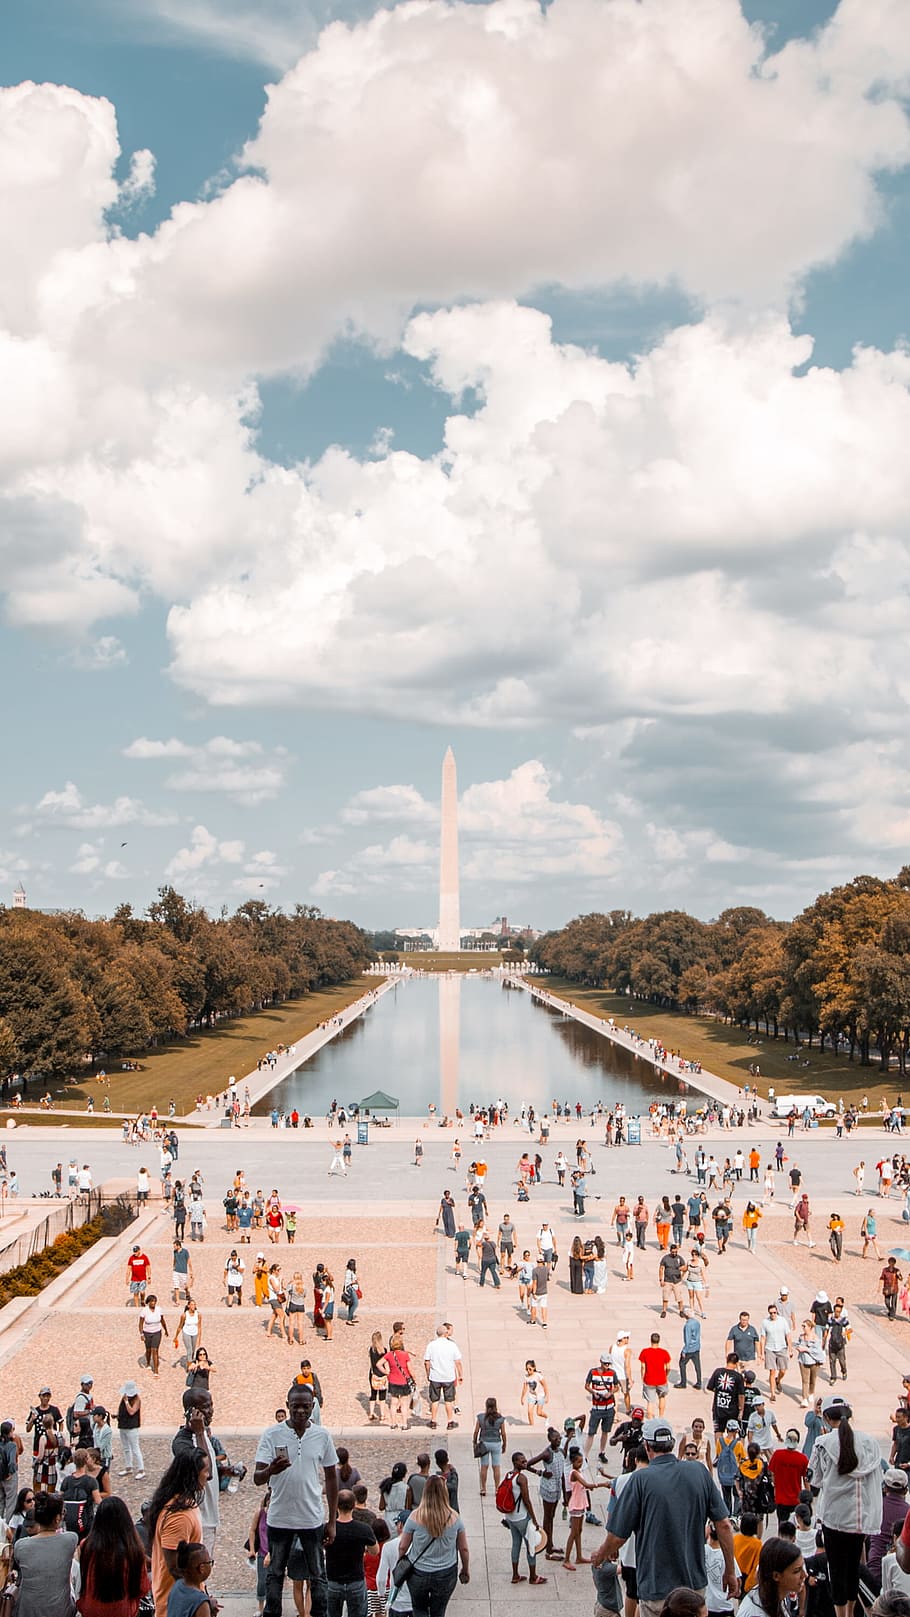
[255,976,705,1115]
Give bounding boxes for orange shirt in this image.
[734,1531,761,1591]
[152,1500,202,1617]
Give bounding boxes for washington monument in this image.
[438,746,460,950]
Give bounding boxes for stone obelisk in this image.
[438,746,460,950]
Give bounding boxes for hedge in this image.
[0,1197,135,1308]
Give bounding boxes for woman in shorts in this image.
[138,1294,169,1376]
[521,1361,549,1426]
[385,1333,413,1431]
[266,1264,285,1339]
[369,1332,390,1424]
[284,1272,308,1345]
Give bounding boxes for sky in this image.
[2,0,910,933]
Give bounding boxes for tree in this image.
[0,1017,16,1075]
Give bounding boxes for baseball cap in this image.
[80,1375,93,1386]
[821,1394,850,1417]
[631,1406,645,1420]
[779,1286,790,1295]
[616,1329,630,1341]
[600,1353,612,1364]
[643,1418,674,1446]
[39,1387,51,1396]
[743,1370,756,1383]
[563,1418,577,1432]
[885,1468,909,1489]
[725,1420,740,1433]
[132,1244,140,1252]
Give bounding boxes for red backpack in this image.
[495,1472,518,1513]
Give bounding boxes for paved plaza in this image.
[2,1116,910,1609]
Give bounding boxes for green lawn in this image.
[541,980,904,1109]
[4,979,372,1118]
[392,952,505,971]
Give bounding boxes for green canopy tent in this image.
[358,1089,400,1125]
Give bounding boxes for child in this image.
[622,1232,635,1282]
[733,1511,762,1595]
[563,1447,608,1570]
[795,1502,816,1559]
[705,1520,734,1617]
[592,1554,622,1617]
[167,1539,220,1616]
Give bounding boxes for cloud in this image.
[115,0,335,70]
[315,761,622,896]
[164,825,246,878]
[117,148,156,207]
[34,782,177,830]
[341,783,438,826]
[124,736,287,801]
[70,635,129,670]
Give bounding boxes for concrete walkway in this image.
[516,976,746,1111]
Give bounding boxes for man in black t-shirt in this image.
[706,1356,745,1432]
[805,1534,835,1617]
[325,1489,376,1616]
[60,1448,101,1539]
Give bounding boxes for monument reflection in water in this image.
[256,975,703,1117]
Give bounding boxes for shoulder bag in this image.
[392,1528,437,1589]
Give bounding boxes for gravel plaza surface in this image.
[3,1119,910,1611]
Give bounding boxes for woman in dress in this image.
[284,1273,308,1345]
[385,1333,413,1431]
[520,1361,549,1426]
[861,1208,882,1259]
[591,1236,609,1295]
[436,1192,456,1240]
[569,1237,585,1296]
[369,1333,390,1424]
[74,1493,150,1617]
[253,1253,270,1308]
[472,1396,506,1495]
[33,1413,60,1494]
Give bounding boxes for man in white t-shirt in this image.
[424,1326,464,1431]
[253,1384,338,1617]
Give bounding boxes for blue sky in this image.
[2,0,910,930]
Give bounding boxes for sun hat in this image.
[120,1381,140,1397]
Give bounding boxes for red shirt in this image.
[768,1446,809,1504]
[127,1254,150,1281]
[639,1347,671,1386]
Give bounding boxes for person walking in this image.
[795,1321,825,1406]
[116,1382,144,1481]
[424,1328,463,1432]
[659,1247,688,1318]
[138,1294,169,1377]
[793,1194,816,1249]
[824,1303,851,1383]
[810,1394,883,1617]
[593,1416,738,1617]
[501,1453,548,1585]
[767,1429,809,1526]
[253,1383,339,1617]
[436,1192,456,1240]
[679,1312,703,1391]
[324,1488,376,1617]
[882,1258,903,1320]
[583,1355,619,1463]
[329,1141,347,1177]
[521,1362,549,1426]
[386,1334,415,1431]
[342,1260,361,1325]
[639,1334,672,1419]
[759,1305,792,1402]
[854,1161,866,1197]
[827,1214,845,1264]
[743,1203,762,1252]
[478,1235,500,1289]
[861,1209,882,1260]
[396,1474,469,1617]
[472,1397,505,1495]
[368,1333,390,1425]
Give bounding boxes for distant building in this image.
[12,883,26,910]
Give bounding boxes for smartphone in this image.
[275,1445,289,1465]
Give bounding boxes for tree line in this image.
[530,868,910,1072]
[0,890,374,1079]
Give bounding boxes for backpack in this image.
[828,1319,846,1352]
[495,1471,519,1514]
[715,1438,741,1485]
[756,1468,776,1515]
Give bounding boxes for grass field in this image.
[541,980,904,1109]
[3,978,372,1118]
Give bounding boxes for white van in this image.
[770,1093,836,1120]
